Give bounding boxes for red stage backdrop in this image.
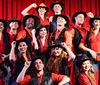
[0,0,100,20]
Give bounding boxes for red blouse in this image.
[78,73,96,85]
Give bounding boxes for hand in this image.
[89,49,96,59]
[87,12,94,18]
[24,61,31,68]
[11,41,16,48]
[61,42,67,48]
[32,3,37,8]
[32,29,36,36]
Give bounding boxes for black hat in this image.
[50,40,66,51]
[50,1,64,12]
[0,63,8,77]
[36,24,49,31]
[89,15,100,26]
[31,56,44,63]
[36,3,49,13]
[75,54,92,68]
[8,18,21,28]
[0,19,7,31]
[72,12,87,23]
[23,14,40,27]
[54,14,69,27]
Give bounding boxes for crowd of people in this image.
[0,1,100,85]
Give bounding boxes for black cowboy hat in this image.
[89,15,100,27]
[53,14,69,27]
[50,40,66,52]
[31,56,44,64]
[0,63,8,77]
[75,54,92,68]
[36,3,49,13]
[36,24,49,31]
[8,18,21,28]
[23,14,40,27]
[72,12,87,23]
[50,1,64,12]
[0,19,7,31]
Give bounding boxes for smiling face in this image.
[53,4,62,14]
[75,14,85,25]
[10,22,19,30]
[34,59,44,72]
[0,22,4,32]
[26,17,35,29]
[39,27,47,38]
[57,16,67,28]
[38,7,46,15]
[92,19,100,30]
[18,42,28,54]
[52,47,63,57]
[81,60,91,72]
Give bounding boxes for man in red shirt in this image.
[16,15,40,55]
[16,56,70,85]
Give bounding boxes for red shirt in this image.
[16,73,65,85]
[39,16,49,26]
[74,24,88,44]
[78,73,96,85]
[0,36,5,54]
[89,31,100,61]
[50,27,72,49]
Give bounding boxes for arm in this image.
[9,41,16,62]
[16,61,31,83]
[21,3,37,16]
[61,42,76,61]
[52,73,70,85]
[32,29,39,50]
[79,42,96,59]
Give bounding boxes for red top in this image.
[8,31,17,44]
[74,24,88,44]
[16,73,65,85]
[0,36,5,54]
[78,73,96,85]
[39,16,49,26]
[0,78,6,85]
[89,31,100,61]
[50,27,72,49]
[38,37,48,53]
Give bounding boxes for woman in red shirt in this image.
[86,15,100,85]
[9,39,32,84]
[75,54,96,85]
[36,24,50,62]
[21,3,49,26]
[47,40,75,85]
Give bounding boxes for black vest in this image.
[28,71,53,85]
[51,28,67,42]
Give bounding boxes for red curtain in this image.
[0,0,100,20]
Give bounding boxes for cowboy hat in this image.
[72,12,87,23]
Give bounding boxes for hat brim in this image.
[36,6,49,13]
[72,12,87,23]
[53,14,69,27]
[50,2,64,12]
[89,17,100,26]
[8,20,21,29]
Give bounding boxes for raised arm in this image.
[9,41,17,62]
[21,3,37,16]
[16,61,31,83]
[61,42,76,61]
[31,29,39,50]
